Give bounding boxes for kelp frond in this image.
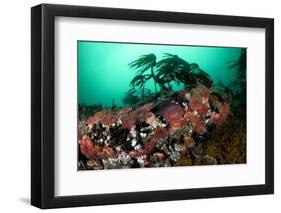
[156,53,190,82]
[129,54,157,74]
[122,88,140,105]
[227,49,246,79]
[130,74,152,89]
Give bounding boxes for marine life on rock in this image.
[211,103,230,126]
[78,83,231,169]
[78,45,246,170]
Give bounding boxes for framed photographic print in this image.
[31,3,274,209]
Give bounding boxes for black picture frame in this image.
[31,3,274,209]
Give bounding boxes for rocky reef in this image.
[78,83,246,170]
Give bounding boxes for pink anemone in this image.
[162,104,185,129]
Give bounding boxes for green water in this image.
[78,41,243,107]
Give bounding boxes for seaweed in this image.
[129,54,158,92]
[226,49,247,107]
[128,53,213,98]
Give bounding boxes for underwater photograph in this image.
[78,41,246,170]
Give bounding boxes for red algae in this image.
[192,84,210,100]
[87,111,104,128]
[161,104,186,129]
[122,117,135,129]
[188,84,211,116]
[142,102,154,111]
[87,110,116,128]
[79,136,118,160]
[121,110,136,129]
[79,136,98,160]
[170,118,185,129]
[99,146,117,159]
[116,107,132,118]
[154,127,168,139]
[135,107,150,123]
[193,120,207,135]
[129,138,157,157]
[188,99,209,116]
[212,103,230,126]
[101,111,116,127]
[163,104,184,122]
